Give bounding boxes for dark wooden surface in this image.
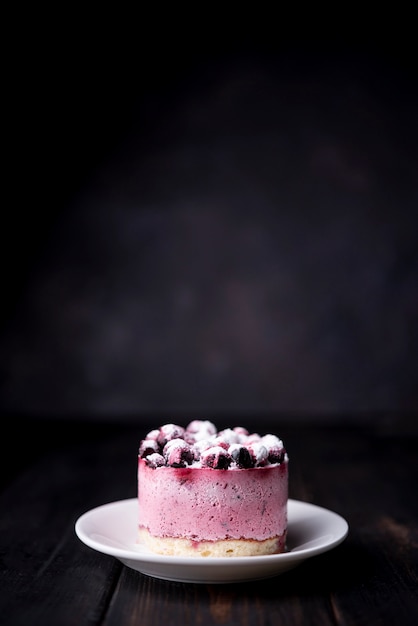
[0,416,417,625]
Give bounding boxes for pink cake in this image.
[137,420,288,557]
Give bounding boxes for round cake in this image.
[137,420,288,557]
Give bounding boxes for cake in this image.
[137,420,288,557]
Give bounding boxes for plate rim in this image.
[75,497,349,566]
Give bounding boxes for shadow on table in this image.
[130,537,374,600]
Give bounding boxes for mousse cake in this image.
[137,420,288,557]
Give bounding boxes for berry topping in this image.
[217,428,240,445]
[229,444,254,468]
[261,434,283,448]
[157,424,185,448]
[200,446,232,469]
[247,441,269,466]
[233,426,249,437]
[144,453,165,468]
[191,438,213,461]
[267,446,286,464]
[186,420,217,441]
[163,439,194,467]
[145,429,160,441]
[261,435,286,464]
[139,439,159,458]
[139,421,287,469]
[246,433,262,444]
[210,437,230,450]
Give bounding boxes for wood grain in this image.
[0,417,417,625]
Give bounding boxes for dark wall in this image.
[2,27,418,419]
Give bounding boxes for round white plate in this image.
[75,498,348,584]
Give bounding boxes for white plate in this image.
[75,498,348,584]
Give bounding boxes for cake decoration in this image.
[139,420,287,470]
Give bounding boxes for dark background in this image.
[2,16,418,423]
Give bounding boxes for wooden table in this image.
[1,416,417,625]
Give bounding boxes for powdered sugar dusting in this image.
[139,420,288,469]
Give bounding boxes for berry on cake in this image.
[137,420,289,557]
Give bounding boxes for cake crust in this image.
[138,528,287,557]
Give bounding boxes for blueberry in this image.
[268,446,286,464]
[144,453,165,468]
[139,439,159,458]
[163,439,194,467]
[145,429,160,441]
[157,423,185,448]
[247,441,268,466]
[201,446,232,469]
[185,420,217,442]
[229,444,254,468]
